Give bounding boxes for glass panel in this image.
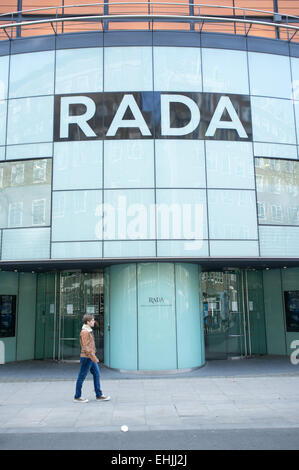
[293,101,299,141]
[155,140,206,188]
[254,143,298,160]
[291,58,299,101]
[255,158,299,226]
[104,240,155,257]
[108,264,138,369]
[35,273,58,360]
[0,295,16,338]
[9,51,55,98]
[176,264,204,368]
[202,49,249,95]
[0,100,7,146]
[104,47,153,92]
[137,263,177,370]
[202,271,245,360]
[52,190,102,241]
[208,190,258,239]
[104,140,154,189]
[248,52,292,99]
[156,189,208,239]
[7,96,54,145]
[53,142,102,190]
[209,240,259,257]
[154,47,202,92]
[1,227,50,260]
[251,96,296,144]
[157,240,209,257]
[51,241,102,259]
[6,143,53,160]
[59,272,104,361]
[284,290,299,332]
[246,271,267,355]
[206,141,255,189]
[0,159,52,229]
[103,189,155,240]
[0,56,9,100]
[259,225,299,257]
[55,48,103,94]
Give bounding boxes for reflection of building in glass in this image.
[255,158,299,226]
[0,159,52,229]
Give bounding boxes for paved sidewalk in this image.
[0,357,299,434]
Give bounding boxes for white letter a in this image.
[205,96,248,138]
[106,94,151,137]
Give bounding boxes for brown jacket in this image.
[80,326,98,363]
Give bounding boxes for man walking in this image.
[74,314,110,403]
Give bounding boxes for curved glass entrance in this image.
[104,262,205,371]
[34,267,267,365]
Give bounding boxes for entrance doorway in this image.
[58,271,104,361]
[35,267,266,363]
[202,270,267,360]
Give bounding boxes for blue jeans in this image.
[74,357,103,399]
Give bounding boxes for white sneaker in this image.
[96,395,111,401]
[73,397,88,403]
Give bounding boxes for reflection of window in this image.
[74,192,87,213]
[32,199,46,225]
[257,201,265,219]
[11,164,24,186]
[271,204,282,221]
[33,160,47,183]
[284,291,299,333]
[8,202,23,227]
[53,194,65,218]
[256,175,264,191]
[223,192,233,205]
[255,158,299,226]
[288,207,299,225]
[0,295,16,338]
[272,178,281,194]
[0,159,52,229]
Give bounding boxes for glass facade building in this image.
[0,1,299,370]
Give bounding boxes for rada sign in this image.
[54,92,252,141]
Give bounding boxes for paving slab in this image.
[0,357,299,434]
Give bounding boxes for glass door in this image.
[202,271,246,360]
[245,270,267,356]
[35,272,58,360]
[58,271,104,361]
